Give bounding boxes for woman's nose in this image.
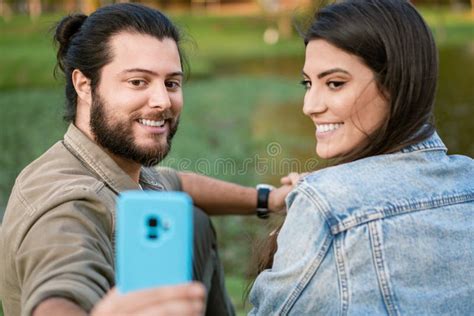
[303,87,327,116]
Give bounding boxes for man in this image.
[0,4,296,315]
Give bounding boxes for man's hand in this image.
[268,172,306,214]
[91,283,206,316]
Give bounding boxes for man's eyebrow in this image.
[120,68,184,77]
[168,71,184,78]
[317,68,349,79]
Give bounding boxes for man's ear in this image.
[72,69,92,106]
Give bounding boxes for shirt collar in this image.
[140,168,165,191]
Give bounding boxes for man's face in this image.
[89,32,184,166]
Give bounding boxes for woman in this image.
[249,1,474,315]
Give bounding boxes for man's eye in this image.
[300,80,311,90]
[129,79,146,87]
[327,81,345,90]
[166,81,181,89]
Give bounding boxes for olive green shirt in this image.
[0,124,182,316]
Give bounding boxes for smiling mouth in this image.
[138,118,166,128]
[316,123,343,133]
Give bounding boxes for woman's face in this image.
[302,39,389,159]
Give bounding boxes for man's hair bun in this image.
[54,14,87,71]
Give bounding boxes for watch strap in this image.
[256,187,271,219]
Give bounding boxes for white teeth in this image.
[139,119,165,127]
[317,123,343,133]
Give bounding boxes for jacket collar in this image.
[398,131,447,154]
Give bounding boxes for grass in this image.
[226,275,253,315]
[1,7,472,89]
[0,12,304,88]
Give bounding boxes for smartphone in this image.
[115,191,193,294]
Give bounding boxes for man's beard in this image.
[89,92,179,167]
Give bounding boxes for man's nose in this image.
[148,84,171,110]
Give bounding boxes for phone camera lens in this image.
[148,217,158,227]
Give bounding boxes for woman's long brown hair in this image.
[251,0,439,281]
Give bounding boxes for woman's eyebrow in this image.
[317,68,349,79]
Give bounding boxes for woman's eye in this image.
[327,81,345,90]
[300,80,311,90]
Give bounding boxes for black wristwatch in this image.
[256,184,274,219]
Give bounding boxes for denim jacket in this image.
[249,132,474,315]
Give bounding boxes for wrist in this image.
[267,190,277,213]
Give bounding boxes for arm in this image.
[179,172,301,216]
[16,196,115,315]
[33,298,86,316]
[248,185,333,315]
[23,194,205,316]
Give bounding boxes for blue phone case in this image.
[116,191,193,294]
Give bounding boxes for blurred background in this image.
[1,0,473,314]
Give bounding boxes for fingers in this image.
[121,282,205,306]
[269,172,310,214]
[280,172,303,186]
[137,299,204,316]
[92,283,206,316]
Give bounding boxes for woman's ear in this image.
[72,69,92,106]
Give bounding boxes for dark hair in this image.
[53,3,187,122]
[305,0,438,163]
[256,0,439,273]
